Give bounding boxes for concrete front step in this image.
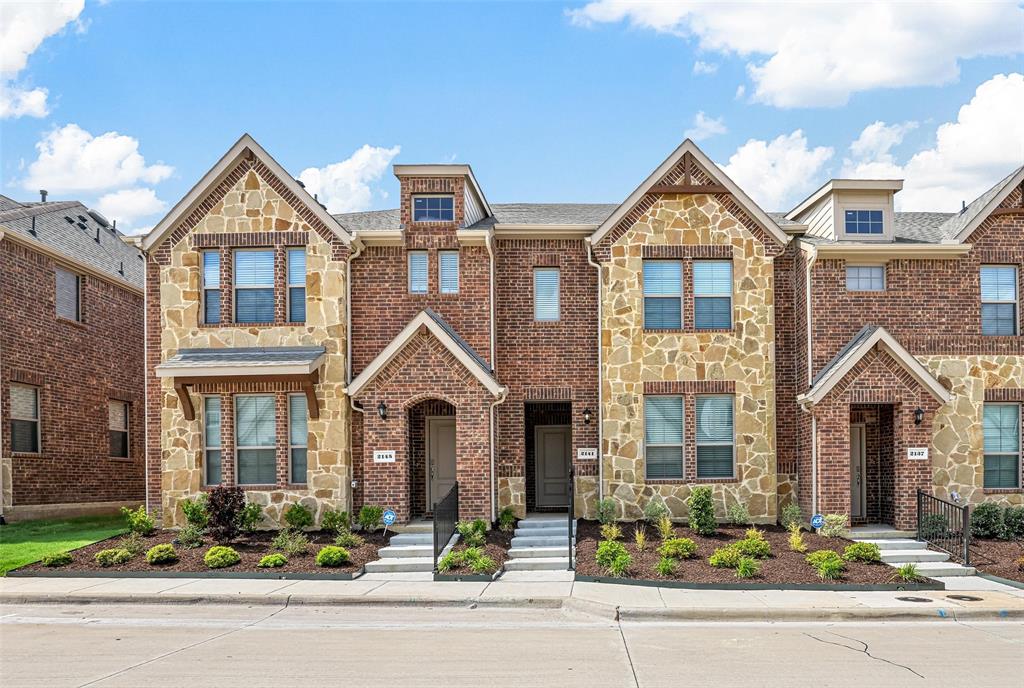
[846,527,917,539]
[504,557,570,571]
[518,517,573,528]
[515,527,573,538]
[363,557,436,573]
[508,546,569,559]
[376,545,432,559]
[394,522,433,534]
[853,538,925,551]
[388,533,433,546]
[880,549,950,564]
[511,535,575,548]
[902,561,976,577]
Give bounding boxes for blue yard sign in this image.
[382,509,397,527]
[811,513,825,530]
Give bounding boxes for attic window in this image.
[844,210,883,235]
[413,195,454,222]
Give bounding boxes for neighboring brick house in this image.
[144,133,1024,531]
[0,194,145,521]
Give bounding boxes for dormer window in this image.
[844,210,883,235]
[413,195,454,222]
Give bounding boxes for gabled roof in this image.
[142,134,351,252]
[797,326,951,407]
[393,164,493,219]
[786,179,904,221]
[346,309,505,398]
[940,164,1024,243]
[590,139,789,246]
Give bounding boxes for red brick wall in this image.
[1,239,145,506]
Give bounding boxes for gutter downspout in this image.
[490,388,507,522]
[345,235,365,510]
[585,237,604,503]
[143,248,149,516]
[803,244,819,517]
[484,230,500,521]
[0,230,5,522]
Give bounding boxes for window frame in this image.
[286,247,306,323]
[232,248,276,324]
[533,267,561,322]
[201,250,221,325]
[412,194,455,223]
[108,399,130,459]
[642,259,683,330]
[203,396,222,487]
[695,394,736,479]
[643,395,684,480]
[10,383,41,454]
[408,250,428,294]
[843,209,885,236]
[845,264,886,292]
[288,393,308,485]
[54,265,81,322]
[234,393,277,486]
[693,260,733,330]
[438,250,460,294]
[983,402,1021,489]
[980,264,1018,336]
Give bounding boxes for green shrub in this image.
[819,514,847,537]
[787,523,807,553]
[971,502,1003,539]
[315,546,350,567]
[437,550,460,573]
[600,523,622,541]
[121,531,146,556]
[180,495,209,529]
[236,502,263,535]
[145,543,178,565]
[497,506,517,533]
[634,525,648,551]
[596,498,617,525]
[1015,555,1024,572]
[94,548,132,567]
[816,558,845,581]
[1000,505,1024,540]
[463,547,497,574]
[657,537,697,560]
[687,486,716,536]
[272,530,310,556]
[734,556,760,579]
[919,512,950,540]
[335,531,365,549]
[727,502,750,526]
[41,551,72,567]
[842,542,882,563]
[320,509,350,535]
[257,553,288,568]
[656,516,674,540]
[457,519,488,547]
[206,485,245,542]
[176,524,204,549]
[654,556,676,576]
[358,505,384,532]
[284,503,314,531]
[780,502,802,529]
[595,540,629,571]
[204,546,241,569]
[606,551,631,577]
[643,497,669,524]
[733,536,772,559]
[894,562,920,582]
[744,527,765,541]
[805,549,843,569]
[121,505,155,535]
[709,545,741,569]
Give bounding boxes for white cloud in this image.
[683,111,726,141]
[95,188,167,233]
[0,0,85,119]
[567,1,1023,107]
[23,124,173,193]
[298,144,401,213]
[842,73,1024,210]
[692,60,717,75]
[721,130,833,210]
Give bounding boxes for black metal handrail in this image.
[917,489,970,565]
[432,482,459,571]
[567,466,575,570]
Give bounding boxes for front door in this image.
[427,417,457,509]
[850,423,866,520]
[535,425,571,509]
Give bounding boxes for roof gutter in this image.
[806,241,972,261]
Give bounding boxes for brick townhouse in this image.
[143,133,1023,531]
[1,194,146,521]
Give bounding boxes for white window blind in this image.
[204,396,222,486]
[409,251,428,293]
[235,395,276,484]
[108,400,129,458]
[643,261,681,329]
[202,251,221,324]
[644,396,683,479]
[534,268,560,321]
[696,395,734,478]
[439,251,459,294]
[981,265,1017,336]
[289,394,308,484]
[234,250,275,323]
[55,266,80,321]
[287,248,306,322]
[693,261,732,329]
[983,403,1020,488]
[10,385,40,453]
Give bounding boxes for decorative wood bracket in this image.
[174,383,196,421]
[171,370,321,422]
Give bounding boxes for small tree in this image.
[206,486,245,542]
[687,486,716,536]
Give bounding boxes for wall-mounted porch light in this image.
[377,401,388,420]
[582,407,593,425]
[914,407,925,425]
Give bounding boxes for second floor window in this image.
[981,265,1017,336]
[413,195,454,222]
[694,261,732,330]
[287,248,306,323]
[108,400,129,458]
[234,250,274,323]
[10,384,40,453]
[534,267,560,321]
[846,265,885,291]
[439,251,459,294]
[55,266,80,321]
[845,209,883,235]
[202,251,221,324]
[204,396,222,486]
[643,260,681,329]
[409,251,428,293]
[235,395,276,485]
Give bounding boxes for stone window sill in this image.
[57,316,86,329]
[642,328,735,335]
[11,452,43,458]
[197,322,305,329]
[108,456,134,462]
[646,477,739,485]
[983,488,1023,494]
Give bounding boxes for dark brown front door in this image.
[535,425,571,509]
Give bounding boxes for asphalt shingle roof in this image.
[0,198,145,287]
[811,325,879,387]
[938,165,1024,241]
[422,308,494,377]
[160,346,326,369]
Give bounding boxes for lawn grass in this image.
[0,514,126,575]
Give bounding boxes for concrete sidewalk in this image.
[3,571,1023,622]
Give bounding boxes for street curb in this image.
[614,605,1024,622]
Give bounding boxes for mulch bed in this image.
[18,528,392,575]
[439,529,512,574]
[574,520,910,585]
[971,538,1024,583]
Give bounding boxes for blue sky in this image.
[1,1,1022,233]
